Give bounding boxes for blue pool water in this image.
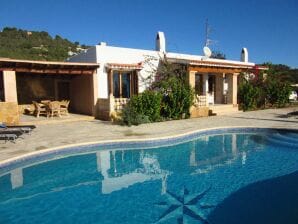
[0,128,298,224]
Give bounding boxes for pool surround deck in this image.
[0,107,297,166]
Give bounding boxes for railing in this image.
[194,95,208,107]
[114,98,130,111]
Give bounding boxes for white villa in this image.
[0,31,265,123]
[69,31,264,119]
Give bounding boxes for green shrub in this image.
[136,90,162,122]
[159,77,194,119]
[238,73,292,111]
[121,58,195,126]
[238,79,262,111]
[265,76,291,107]
[121,105,150,126]
[121,90,162,125]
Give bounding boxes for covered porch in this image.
[0,58,99,124]
[187,60,255,117]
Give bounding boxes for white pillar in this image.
[202,74,209,95]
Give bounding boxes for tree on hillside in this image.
[0,27,90,61]
[262,62,298,84]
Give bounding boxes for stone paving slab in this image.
[0,107,297,162]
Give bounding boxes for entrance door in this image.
[56,81,70,100]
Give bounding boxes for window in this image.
[113,72,120,98]
[195,74,203,95]
[121,73,131,98]
[112,71,136,98]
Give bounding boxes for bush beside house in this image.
[238,71,292,111]
[121,58,194,126]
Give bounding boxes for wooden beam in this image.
[0,67,94,75]
[188,66,247,74]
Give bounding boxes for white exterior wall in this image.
[69,44,255,99]
[95,45,161,98]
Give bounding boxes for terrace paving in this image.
[0,107,297,162]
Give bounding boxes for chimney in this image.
[156,31,166,53]
[241,48,248,62]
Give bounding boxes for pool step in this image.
[275,132,298,144]
[266,134,298,149]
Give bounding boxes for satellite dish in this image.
[203,46,212,58]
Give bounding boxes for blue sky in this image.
[1,0,298,67]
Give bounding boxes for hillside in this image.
[0,27,89,61]
[262,63,298,84]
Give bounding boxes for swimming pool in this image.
[0,128,297,224]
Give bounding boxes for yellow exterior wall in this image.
[3,71,18,102]
[70,75,95,115]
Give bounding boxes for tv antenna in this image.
[203,19,214,58]
[204,19,217,47]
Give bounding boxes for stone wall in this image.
[95,98,110,120]
[190,106,209,118]
[0,102,20,124]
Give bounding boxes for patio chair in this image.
[33,101,48,118]
[60,100,70,115]
[47,101,61,118]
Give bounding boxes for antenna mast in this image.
[205,19,211,47]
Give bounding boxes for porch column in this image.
[109,94,115,114]
[108,69,113,96]
[188,70,196,89]
[202,74,209,96]
[3,71,18,102]
[215,73,224,104]
[108,69,115,114]
[226,73,238,106]
[91,69,98,116]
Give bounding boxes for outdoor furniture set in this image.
[32,100,70,118]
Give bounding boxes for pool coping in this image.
[0,125,297,175]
